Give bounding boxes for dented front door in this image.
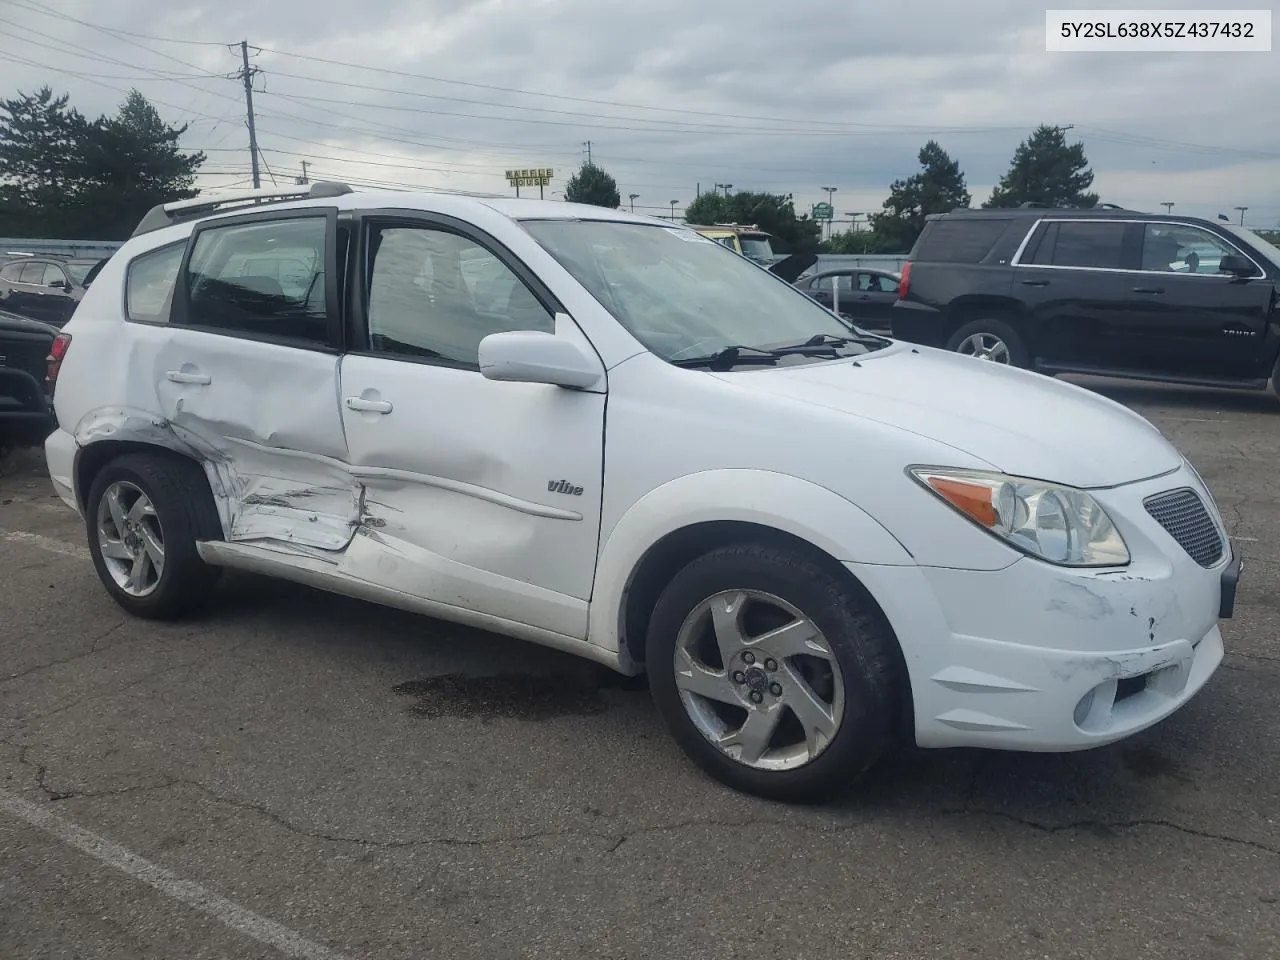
[335,217,605,639]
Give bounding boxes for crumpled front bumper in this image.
[848,466,1238,753]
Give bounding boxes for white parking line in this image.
[3,531,90,561]
[0,787,351,960]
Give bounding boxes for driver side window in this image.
[365,225,553,368]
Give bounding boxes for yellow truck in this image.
[691,224,815,282]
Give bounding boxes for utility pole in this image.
[1235,205,1248,225]
[1161,201,1174,214]
[583,141,592,165]
[237,40,262,189]
[295,160,309,185]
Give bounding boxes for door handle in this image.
[165,370,211,385]
[1133,286,1164,294]
[858,294,871,300]
[1020,279,1050,287]
[345,396,393,414]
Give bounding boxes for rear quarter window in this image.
[126,242,185,323]
[912,218,1013,263]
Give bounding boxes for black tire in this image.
[647,543,900,803]
[85,452,223,619]
[946,317,1030,368]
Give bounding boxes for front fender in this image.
[588,469,915,656]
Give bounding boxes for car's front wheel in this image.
[647,543,901,802]
[85,452,223,619]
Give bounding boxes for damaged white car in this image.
[44,183,1241,801]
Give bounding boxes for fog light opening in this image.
[1074,678,1119,732]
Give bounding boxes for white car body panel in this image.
[46,189,1234,753]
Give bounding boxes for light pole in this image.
[629,193,639,213]
[1235,205,1248,225]
[669,200,678,221]
[716,183,733,197]
[1161,202,1174,214]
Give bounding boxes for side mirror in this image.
[478,329,602,389]
[1218,254,1255,277]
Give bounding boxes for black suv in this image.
[891,206,1280,396]
[0,255,101,327]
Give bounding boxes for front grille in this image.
[1143,488,1224,568]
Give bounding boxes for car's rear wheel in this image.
[946,318,1029,367]
[85,453,223,619]
[647,543,900,802]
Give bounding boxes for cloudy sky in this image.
[2,0,1278,228]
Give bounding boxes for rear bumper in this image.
[889,300,949,348]
[44,426,78,513]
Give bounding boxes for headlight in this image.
[909,467,1130,567]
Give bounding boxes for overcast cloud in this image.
[2,0,1277,226]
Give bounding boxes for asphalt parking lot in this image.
[1,378,1278,960]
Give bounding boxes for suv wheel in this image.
[947,318,1029,367]
[647,543,899,802]
[86,453,223,619]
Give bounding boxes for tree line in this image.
[3,88,1267,254]
[562,124,1102,256]
[0,87,202,240]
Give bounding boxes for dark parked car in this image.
[795,268,900,329]
[0,307,57,447]
[890,206,1280,397]
[0,255,101,327]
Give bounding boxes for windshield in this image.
[523,220,879,363]
[1220,224,1280,269]
[64,262,93,284]
[738,235,774,261]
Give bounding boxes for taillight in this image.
[46,332,72,396]
[897,261,911,300]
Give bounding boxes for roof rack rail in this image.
[1095,202,1128,210]
[131,181,354,238]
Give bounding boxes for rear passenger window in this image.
[912,218,1012,263]
[1028,221,1126,269]
[184,216,329,345]
[127,242,185,323]
[18,263,44,284]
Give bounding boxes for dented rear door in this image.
[156,206,356,551]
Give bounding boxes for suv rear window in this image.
[912,218,1012,263]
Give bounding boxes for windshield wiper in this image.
[797,332,888,349]
[672,341,847,370]
[670,345,783,369]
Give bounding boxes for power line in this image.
[10,0,228,46]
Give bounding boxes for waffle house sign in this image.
[505,168,553,188]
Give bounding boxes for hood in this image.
[718,344,1181,488]
[767,252,818,283]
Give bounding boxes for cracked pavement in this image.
[2,378,1279,960]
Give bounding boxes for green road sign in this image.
[812,202,834,221]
